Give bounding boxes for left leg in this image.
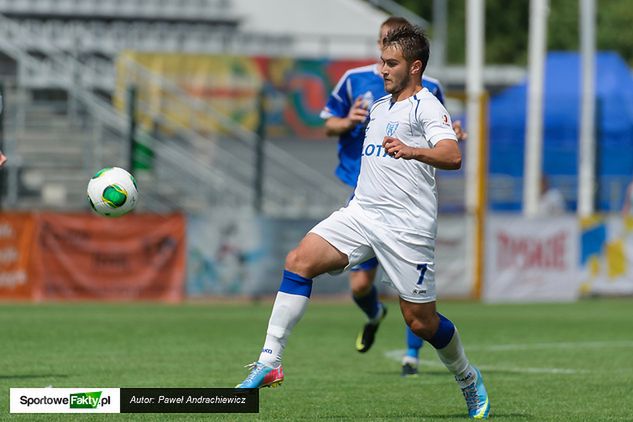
[372,230,489,419]
[399,300,469,377]
[399,300,489,419]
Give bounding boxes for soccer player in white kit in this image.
[237,25,490,419]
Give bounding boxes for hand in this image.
[345,97,369,129]
[0,152,6,168]
[453,120,468,142]
[382,136,416,160]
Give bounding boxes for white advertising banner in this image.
[484,215,580,302]
[436,216,471,299]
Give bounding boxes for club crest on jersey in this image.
[386,121,399,137]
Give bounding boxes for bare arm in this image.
[382,137,462,170]
[324,97,368,137]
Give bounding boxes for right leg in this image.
[237,232,349,388]
[260,232,350,366]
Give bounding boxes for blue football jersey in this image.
[321,64,445,187]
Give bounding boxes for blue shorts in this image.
[350,257,379,272]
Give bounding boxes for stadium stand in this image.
[0,0,388,215]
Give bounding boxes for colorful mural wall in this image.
[116,52,375,139]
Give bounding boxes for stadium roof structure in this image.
[488,51,633,211]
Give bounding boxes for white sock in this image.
[402,355,419,366]
[434,328,474,386]
[258,291,309,367]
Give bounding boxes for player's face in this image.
[380,45,410,95]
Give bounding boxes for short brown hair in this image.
[382,25,430,74]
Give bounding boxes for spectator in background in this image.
[537,176,565,216]
[622,180,633,216]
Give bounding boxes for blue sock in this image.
[279,270,313,297]
[353,285,380,320]
[428,313,456,349]
[405,325,424,358]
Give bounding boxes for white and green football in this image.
[87,167,138,217]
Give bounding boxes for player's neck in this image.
[391,83,423,103]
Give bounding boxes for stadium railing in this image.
[0,13,349,217]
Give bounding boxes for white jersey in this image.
[352,88,457,238]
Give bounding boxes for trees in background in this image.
[395,0,633,66]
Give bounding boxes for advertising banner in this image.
[186,211,471,298]
[0,213,40,300]
[36,213,186,301]
[435,216,471,299]
[484,215,580,302]
[187,210,350,297]
[580,215,633,295]
[187,208,263,296]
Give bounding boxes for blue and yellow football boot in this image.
[460,366,490,419]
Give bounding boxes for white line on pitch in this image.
[467,340,633,352]
[383,350,586,375]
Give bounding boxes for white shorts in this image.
[309,201,436,303]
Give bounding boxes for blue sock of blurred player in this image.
[258,270,313,368]
[401,325,424,376]
[406,324,424,358]
[352,284,382,322]
[350,266,386,353]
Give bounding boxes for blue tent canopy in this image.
[488,51,633,211]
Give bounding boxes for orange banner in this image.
[0,213,40,300]
[36,213,186,301]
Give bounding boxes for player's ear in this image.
[410,60,422,76]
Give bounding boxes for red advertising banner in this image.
[36,213,186,301]
[0,213,40,300]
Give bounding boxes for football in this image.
[87,167,138,217]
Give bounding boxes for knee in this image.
[285,248,316,278]
[350,272,374,296]
[407,314,439,340]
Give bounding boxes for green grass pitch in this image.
[1,298,632,421]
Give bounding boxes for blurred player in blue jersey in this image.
[237,24,489,420]
[320,16,465,377]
